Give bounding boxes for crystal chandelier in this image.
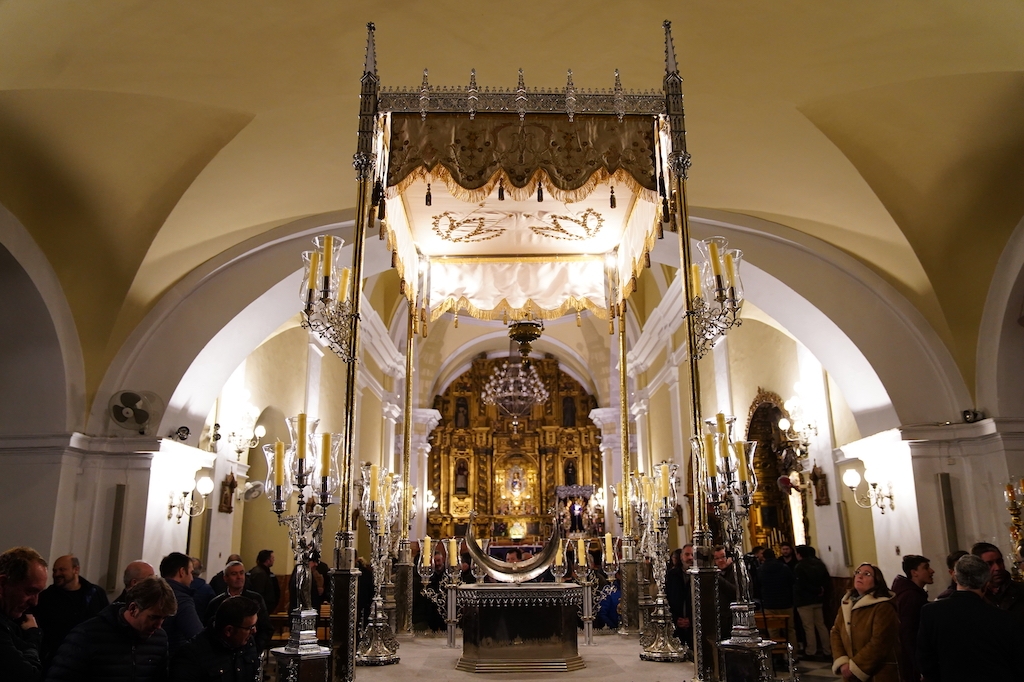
[481,320,550,419]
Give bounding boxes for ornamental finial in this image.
[663,20,678,76]
[364,22,377,77]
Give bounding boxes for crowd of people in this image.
[665,540,1024,681]
[0,545,298,682]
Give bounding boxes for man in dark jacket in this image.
[934,550,967,601]
[971,541,1024,625]
[170,595,261,682]
[161,552,204,654]
[666,544,693,646]
[114,560,155,604]
[917,554,1021,681]
[793,545,831,661]
[204,562,271,651]
[208,555,246,596]
[757,548,796,650]
[46,576,177,682]
[34,555,109,668]
[0,546,48,682]
[891,554,934,682]
[247,550,280,614]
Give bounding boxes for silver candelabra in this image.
[356,464,401,666]
[417,539,463,648]
[265,415,338,681]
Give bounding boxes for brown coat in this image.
[830,591,900,682]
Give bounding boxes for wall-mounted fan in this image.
[241,480,265,501]
[108,390,162,435]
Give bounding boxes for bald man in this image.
[114,560,155,603]
[34,555,109,667]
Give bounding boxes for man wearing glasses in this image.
[170,596,261,682]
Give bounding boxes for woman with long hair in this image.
[831,562,899,681]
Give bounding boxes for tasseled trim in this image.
[428,295,609,324]
[386,165,658,205]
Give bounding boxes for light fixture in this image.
[227,422,266,459]
[687,237,746,359]
[778,391,817,461]
[481,319,550,419]
[842,468,895,513]
[300,235,357,361]
[424,488,438,512]
[168,475,215,523]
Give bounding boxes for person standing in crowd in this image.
[830,562,898,682]
[917,554,1021,682]
[46,576,177,682]
[208,555,245,596]
[666,545,694,646]
[794,545,831,661]
[891,554,934,682]
[35,555,109,668]
[934,550,967,600]
[779,542,798,570]
[204,561,271,651]
[170,595,261,682]
[189,557,215,620]
[160,552,203,654]
[248,550,281,614]
[0,546,47,681]
[970,541,1024,623]
[758,548,797,653]
[714,546,737,639]
[114,561,155,604]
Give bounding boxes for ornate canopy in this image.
[370,55,674,325]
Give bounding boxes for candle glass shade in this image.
[696,237,729,288]
[723,248,744,301]
[735,441,758,492]
[308,235,345,300]
[285,416,320,479]
[704,414,737,442]
[263,442,295,499]
[312,433,343,501]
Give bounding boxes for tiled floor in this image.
[343,631,841,681]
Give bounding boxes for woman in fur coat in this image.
[830,563,899,682]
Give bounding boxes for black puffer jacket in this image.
[45,604,168,682]
[0,611,43,681]
[169,627,260,682]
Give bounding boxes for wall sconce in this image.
[168,475,215,523]
[842,468,895,514]
[226,422,266,459]
[424,488,438,512]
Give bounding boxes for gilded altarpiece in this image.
[427,355,603,543]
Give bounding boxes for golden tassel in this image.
[399,279,406,295]
[576,310,581,327]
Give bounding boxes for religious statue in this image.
[455,397,470,429]
[562,396,576,427]
[564,459,577,486]
[455,459,469,495]
[569,497,585,533]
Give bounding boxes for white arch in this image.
[427,325,599,401]
[976,212,1024,418]
[649,209,970,433]
[88,210,365,439]
[0,202,85,433]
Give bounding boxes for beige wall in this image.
[726,319,800,424]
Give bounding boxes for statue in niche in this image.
[455,397,470,429]
[564,459,577,486]
[569,497,585,532]
[562,396,576,427]
[455,458,469,495]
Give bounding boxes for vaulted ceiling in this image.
[2,1,1022,405]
